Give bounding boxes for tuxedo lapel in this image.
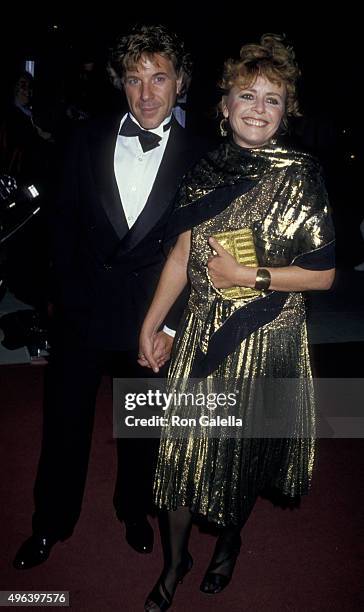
[118,119,189,253]
[88,115,129,240]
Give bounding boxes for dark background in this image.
[0,11,362,265]
[1,11,361,120]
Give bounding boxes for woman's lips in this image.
[242,117,268,127]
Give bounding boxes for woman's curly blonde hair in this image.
[220,33,301,125]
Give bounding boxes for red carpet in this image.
[0,364,363,611]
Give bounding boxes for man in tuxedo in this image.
[14,24,205,569]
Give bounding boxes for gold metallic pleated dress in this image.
[153,142,335,527]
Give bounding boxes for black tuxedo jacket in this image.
[50,114,205,350]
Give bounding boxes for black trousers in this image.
[32,328,162,540]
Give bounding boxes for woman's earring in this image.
[219,118,228,137]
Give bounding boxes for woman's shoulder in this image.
[274,140,322,177]
[273,142,330,211]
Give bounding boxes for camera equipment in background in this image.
[0,175,49,360]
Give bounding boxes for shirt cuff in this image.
[162,325,176,338]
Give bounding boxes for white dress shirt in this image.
[114,112,171,228]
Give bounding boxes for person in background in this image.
[0,70,53,309]
[354,217,364,270]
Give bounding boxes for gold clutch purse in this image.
[208,228,261,300]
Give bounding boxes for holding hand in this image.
[138,330,174,373]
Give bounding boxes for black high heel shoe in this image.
[144,552,193,611]
[200,536,241,595]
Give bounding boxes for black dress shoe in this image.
[124,517,154,554]
[13,535,58,570]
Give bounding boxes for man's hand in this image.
[152,331,174,370]
[207,237,241,289]
[138,330,174,373]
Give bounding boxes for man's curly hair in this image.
[109,24,192,95]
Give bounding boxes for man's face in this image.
[123,53,182,129]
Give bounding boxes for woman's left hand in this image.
[207,237,335,293]
[207,237,242,288]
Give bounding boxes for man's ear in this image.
[118,74,126,92]
[176,73,184,96]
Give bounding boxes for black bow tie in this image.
[119,115,171,153]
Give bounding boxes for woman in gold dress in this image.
[139,34,335,610]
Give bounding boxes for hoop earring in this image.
[220,118,228,137]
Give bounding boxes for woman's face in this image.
[222,74,286,148]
